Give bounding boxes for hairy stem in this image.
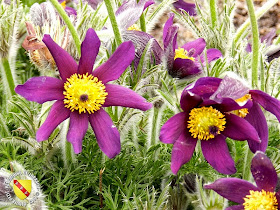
[209,0,217,27]
[49,0,81,56]
[246,0,259,87]
[103,0,122,46]
[0,58,16,98]
[234,0,278,44]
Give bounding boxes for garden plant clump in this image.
[1,0,280,209]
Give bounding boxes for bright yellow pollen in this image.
[232,94,252,118]
[127,24,141,31]
[188,106,226,140]
[174,48,195,61]
[61,1,66,9]
[243,190,278,210]
[63,73,107,114]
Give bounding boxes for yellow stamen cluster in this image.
[188,106,226,140]
[61,1,66,9]
[127,24,141,31]
[174,48,195,61]
[233,94,252,118]
[243,190,278,210]
[63,73,107,114]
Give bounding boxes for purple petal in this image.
[86,0,103,10]
[246,102,268,153]
[163,13,174,43]
[210,75,250,103]
[163,25,178,72]
[246,43,252,53]
[223,113,260,143]
[204,178,258,203]
[92,41,135,83]
[199,48,223,64]
[251,151,278,192]
[143,0,154,10]
[36,101,70,141]
[65,6,77,16]
[250,90,280,122]
[67,112,89,154]
[15,77,64,104]
[180,90,202,112]
[122,30,163,68]
[170,58,201,79]
[225,205,244,210]
[116,0,153,30]
[201,98,253,112]
[201,135,236,174]
[171,132,197,174]
[78,28,100,75]
[103,84,152,111]
[160,112,187,144]
[42,34,77,81]
[89,108,120,158]
[181,38,206,58]
[260,29,276,45]
[173,0,196,16]
[186,77,222,99]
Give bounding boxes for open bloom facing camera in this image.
[160,76,280,174]
[15,28,152,158]
[204,152,280,210]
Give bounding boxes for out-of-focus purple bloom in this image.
[115,0,163,67]
[163,14,222,79]
[204,152,280,210]
[57,0,77,16]
[15,29,152,157]
[246,29,276,53]
[160,76,261,175]
[173,0,196,16]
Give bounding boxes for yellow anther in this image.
[174,48,195,61]
[243,190,278,210]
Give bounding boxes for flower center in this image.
[187,106,226,140]
[243,190,278,210]
[174,47,195,61]
[232,94,251,118]
[61,1,66,9]
[63,73,108,114]
[127,24,141,31]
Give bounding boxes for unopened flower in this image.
[204,152,280,210]
[16,29,152,157]
[160,76,260,175]
[163,13,222,79]
[173,0,196,16]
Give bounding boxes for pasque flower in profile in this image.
[163,13,222,79]
[160,76,260,175]
[15,28,152,158]
[204,152,280,210]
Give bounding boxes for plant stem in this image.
[0,58,16,98]
[103,0,122,46]
[209,0,217,27]
[242,146,254,181]
[49,0,81,56]
[234,0,278,44]
[140,13,146,32]
[246,0,259,87]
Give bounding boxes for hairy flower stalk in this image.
[49,0,81,56]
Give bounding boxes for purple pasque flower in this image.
[173,0,196,16]
[204,151,280,210]
[209,75,280,154]
[15,28,152,158]
[246,29,276,53]
[160,76,261,175]
[163,13,222,79]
